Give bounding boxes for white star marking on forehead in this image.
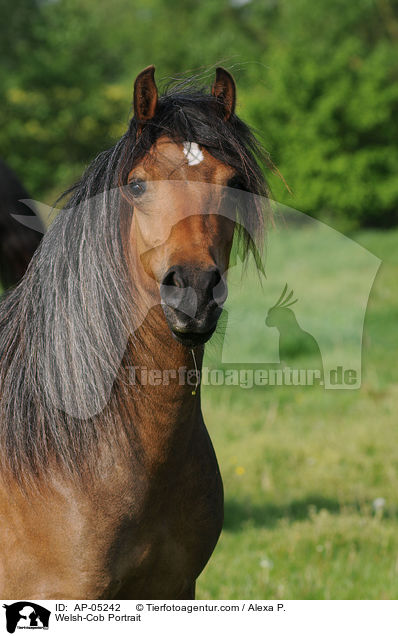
[182,141,204,166]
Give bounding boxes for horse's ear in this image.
[211,67,236,121]
[134,65,158,127]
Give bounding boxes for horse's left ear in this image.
[211,67,236,121]
[134,65,158,127]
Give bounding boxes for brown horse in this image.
[0,67,268,599]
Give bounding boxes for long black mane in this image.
[0,77,270,484]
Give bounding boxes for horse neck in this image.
[116,304,204,470]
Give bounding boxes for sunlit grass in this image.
[198,228,398,599]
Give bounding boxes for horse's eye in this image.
[128,180,146,197]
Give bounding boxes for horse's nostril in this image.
[208,267,221,290]
[161,265,222,292]
[213,275,228,306]
[161,266,185,289]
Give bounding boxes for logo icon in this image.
[265,284,324,379]
[3,603,50,633]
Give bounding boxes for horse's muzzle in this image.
[160,265,227,346]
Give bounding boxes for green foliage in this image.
[0,0,131,197]
[247,0,398,229]
[1,0,398,227]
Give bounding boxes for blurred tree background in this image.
[1,0,397,230]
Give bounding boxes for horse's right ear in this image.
[133,65,158,128]
[211,67,236,121]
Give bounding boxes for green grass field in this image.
[198,227,398,599]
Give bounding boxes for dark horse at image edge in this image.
[0,66,269,598]
[0,159,44,291]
